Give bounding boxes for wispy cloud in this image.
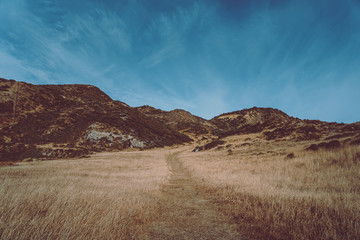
[139,2,214,69]
[1,0,359,122]
[0,0,132,85]
[197,0,360,122]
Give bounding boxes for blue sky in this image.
[1,0,360,123]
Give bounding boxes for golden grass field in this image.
[181,139,360,239]
[1,141,360,239]
[0,150,170,239]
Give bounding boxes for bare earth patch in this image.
[146,151,243,239]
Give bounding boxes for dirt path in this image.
[146,151,245,240]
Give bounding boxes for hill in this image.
[136,105,214,137]
[210,107,359,139]
[0,78,191,161]
[193,107,360,152]
[1,77,359,162]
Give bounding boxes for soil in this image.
[145,151,245,240]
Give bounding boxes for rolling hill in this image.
[1,77,359,162]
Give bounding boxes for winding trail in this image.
[147,151,244,240]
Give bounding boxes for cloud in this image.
[1,0,359,122]
[0,0,132,85]
[0,44,50,82]
[59,8,132,55]
[198,0,360,122]
[139,43,183,69]
[139,2,214,69]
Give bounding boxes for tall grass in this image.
[0,150,169,239]
[182,145,360,239]
[2,144,359,239]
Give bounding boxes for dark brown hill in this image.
[209,107,360,141]
[189,107,360,152]
[1,77,359,162]
[136,105,214,136]
[210,107,295,137]
[0,78,191,161]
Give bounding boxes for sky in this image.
[1,0,360,123]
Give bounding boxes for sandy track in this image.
[146,151,244,240]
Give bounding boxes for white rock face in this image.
[85,124,146,148]
[86,129,124,142]
[130,138,146,148]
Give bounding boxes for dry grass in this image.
[0,150,170,239]
[181,144,360,239]
[2,141,360,239]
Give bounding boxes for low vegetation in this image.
[181,144,360,239]
[1,142,359,239]
[0,150,169,239]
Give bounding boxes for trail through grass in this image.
[147,151,243,239]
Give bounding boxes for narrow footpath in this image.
[146,151,245,240]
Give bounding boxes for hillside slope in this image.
[1,77,359,162]
[210,107,358,139]
[136,105,214,137]
[191,107,360,152]
[0,78,191,161]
